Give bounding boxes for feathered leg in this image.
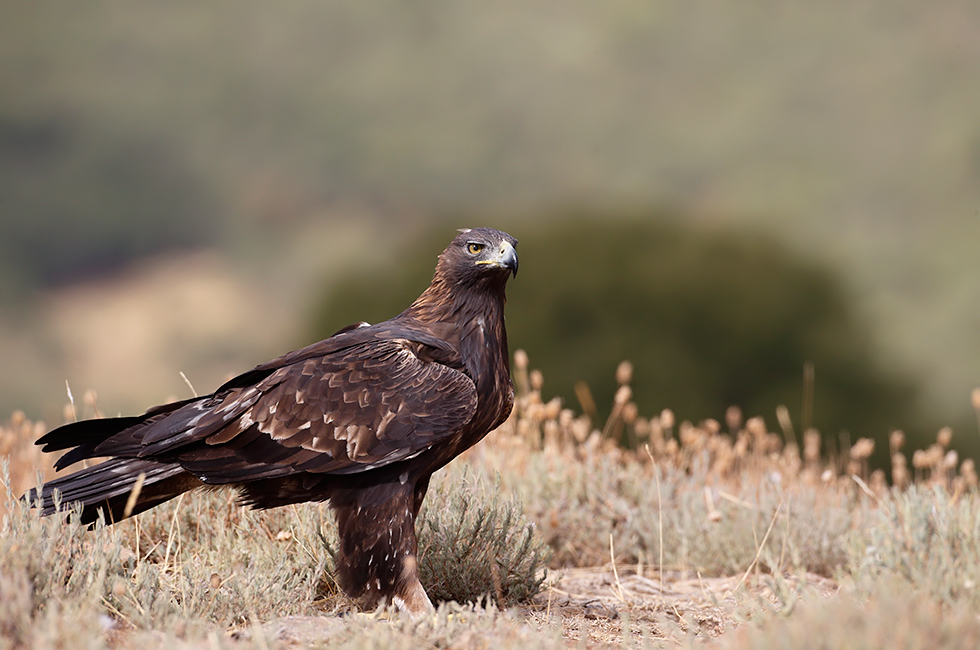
[330,480,434,616]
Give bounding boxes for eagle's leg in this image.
[331,480,434,617]
[393,473,434,614]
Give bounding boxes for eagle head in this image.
[408,227,518,323]
[440,228,518,284]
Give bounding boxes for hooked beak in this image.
[495,240,518,277]
[497,241,517,278]
[474,239,518,277]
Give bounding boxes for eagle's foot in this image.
[391,577,434,618]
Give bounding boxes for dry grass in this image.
[3,351,980,648]
[704,585,980,650]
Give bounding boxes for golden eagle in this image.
[26,227,518,615]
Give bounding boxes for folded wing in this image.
[43,335,477,486]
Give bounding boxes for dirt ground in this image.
[524,568,837,647]
[254,568,840,648]
[527,568,737,646]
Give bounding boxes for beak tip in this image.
[502,244,518,277]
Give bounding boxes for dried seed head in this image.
[680,422,701,448]
[850,438,875,460]
[725,405,742,432]
[544,397,562,421]
[530,369,544,391]
[765,433,783,454]
[543,420,560,445]
[648,417,663,441]
[937,427,953,448]
[702,418,720,436]
[892,452,907,468]
[961,459,978,487]
[889,429,905,452]
[660,408,675,430]
[622,402,638,425]
[616,360,633,386]
[870,469,887,493]
[775,405,793,435]
[633,416,651,439]
[514,349,528,371]
[912,449,929,469]
[525,402,545,422]
[559,408,575,428]
[944,450,959,470]
[614,385,632,405]
[892,465,909,489]
[586,431,602,451]
[746,416,767,438]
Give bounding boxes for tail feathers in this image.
[36,416,141,463]
[24,458,203,525]
[36,396,201,471]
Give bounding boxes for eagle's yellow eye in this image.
[467,242,485,255]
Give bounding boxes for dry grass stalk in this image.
[735,501,782,591]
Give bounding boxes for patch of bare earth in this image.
[248,570,836,648]
[522,569,837,647]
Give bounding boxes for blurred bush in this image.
[311,215,920,458]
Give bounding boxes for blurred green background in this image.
[2,2,978,464]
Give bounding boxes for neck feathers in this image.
[402,270,510,383]
[405,270,507,327]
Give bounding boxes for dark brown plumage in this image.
[25,227,518,615]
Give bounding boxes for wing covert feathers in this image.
[41,335,478,485]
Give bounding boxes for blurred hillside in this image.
[1,2,978,450]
